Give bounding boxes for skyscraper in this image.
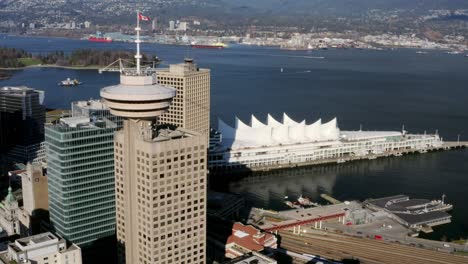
[45,100,119,247]
[100,19,207,264]
[0,86,45,165]
[18,162,48,236]
[157,58,211,143]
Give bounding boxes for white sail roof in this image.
[218,114,340,148]
[267,114,282,127]
[251,115,266,128]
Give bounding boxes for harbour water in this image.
[1,34,467,241]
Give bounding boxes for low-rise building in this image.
[0,187,20,236]
[225,223,277,259]
[223,252,277,264]
[365,195,453,230]
[3,232,82,264]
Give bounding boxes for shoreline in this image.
[0,64,102,71]
[3,32,466,52]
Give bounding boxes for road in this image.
[279,230,468,264]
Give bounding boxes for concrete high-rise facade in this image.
[45,113,118,247]
[157,59,210,143]
[0,86,46,164]
[18,162,49,236]
[100,23,207,264]
[21,162,48,215]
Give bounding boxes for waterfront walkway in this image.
[248,141,467,172]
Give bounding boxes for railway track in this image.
[279,231,468,264]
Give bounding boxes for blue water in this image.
[1,34,467,241]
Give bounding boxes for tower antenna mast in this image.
[135,11,142,74]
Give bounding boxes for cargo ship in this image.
[88,36,113,43]
[191,42,227,49]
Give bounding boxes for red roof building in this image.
[225,222,277,259]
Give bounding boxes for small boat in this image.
[280,68,283,73]
[337,159,346,164]
[298,195,312,206]
[58,78,82,86]
[416,51,428,54]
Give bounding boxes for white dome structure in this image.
[218,113,340,148]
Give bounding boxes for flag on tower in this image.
[138,13,150,21]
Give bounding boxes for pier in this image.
[242,141,468,172]
[320,194,342,205]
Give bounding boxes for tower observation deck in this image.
[100,14,175,120]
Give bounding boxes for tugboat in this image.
[284,195,319,208]
[58,78,82,86]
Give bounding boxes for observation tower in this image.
[99,13,207,264]
[100,14,175,120]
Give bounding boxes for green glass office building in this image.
[46,104,119,247]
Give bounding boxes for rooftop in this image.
[394,211,451,225]
[251,202,361,231]
[60,117,94,128]
[226,223,277,252]
[223,252,277,264]
[15,232,59,250]
[152,127,200,142]
[340,130,403,141]
[101,82,175,101]
[72,100,108,110]
[0,86,34,93]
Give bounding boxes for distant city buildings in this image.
[3,232,82,264]
[0,86,46,166]
[157,58,211,143]
[168,20,188,31]
[45,100,120,247]
[152,18,158,31]
[178,21,188,31]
